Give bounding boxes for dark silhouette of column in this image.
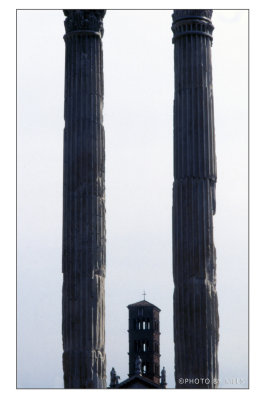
[172,10,219,388]
[62,9,106,388]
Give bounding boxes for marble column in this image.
[172,10,219,388]
[62,9,106,388]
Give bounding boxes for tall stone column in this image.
[172,10,219,388]
[62,10,106,389]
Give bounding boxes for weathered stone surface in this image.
[172,9,219,388]
[62,9,106,389]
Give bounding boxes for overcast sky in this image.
[17,9,248,389]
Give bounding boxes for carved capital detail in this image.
[63,9,106,37]
[172,9,214,43]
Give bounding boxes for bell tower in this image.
[127,299,161,385]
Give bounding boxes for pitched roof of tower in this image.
[127,300,161,312]
[116,374,161,389]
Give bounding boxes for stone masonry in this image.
[62,10,106,388]
[172,9,219,388]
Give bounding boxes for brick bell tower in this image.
[127,297,161,385]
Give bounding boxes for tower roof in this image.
[127,300,161,312]
[116,374,161,389]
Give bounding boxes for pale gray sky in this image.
[17,9,248,389]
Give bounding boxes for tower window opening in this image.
[143,363,147,374]
[143,320,146,330]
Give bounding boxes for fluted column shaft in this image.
[62,10,106,388]
[172,10,219,388]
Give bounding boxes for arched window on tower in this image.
[142,362,149,375]
[142,340,149,352]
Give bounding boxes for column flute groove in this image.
[172,9,219,388]
[62,10,106,389]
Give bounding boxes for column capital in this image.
[173,9,213,20]
[172,9,214,43]
[63,9,106,37]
